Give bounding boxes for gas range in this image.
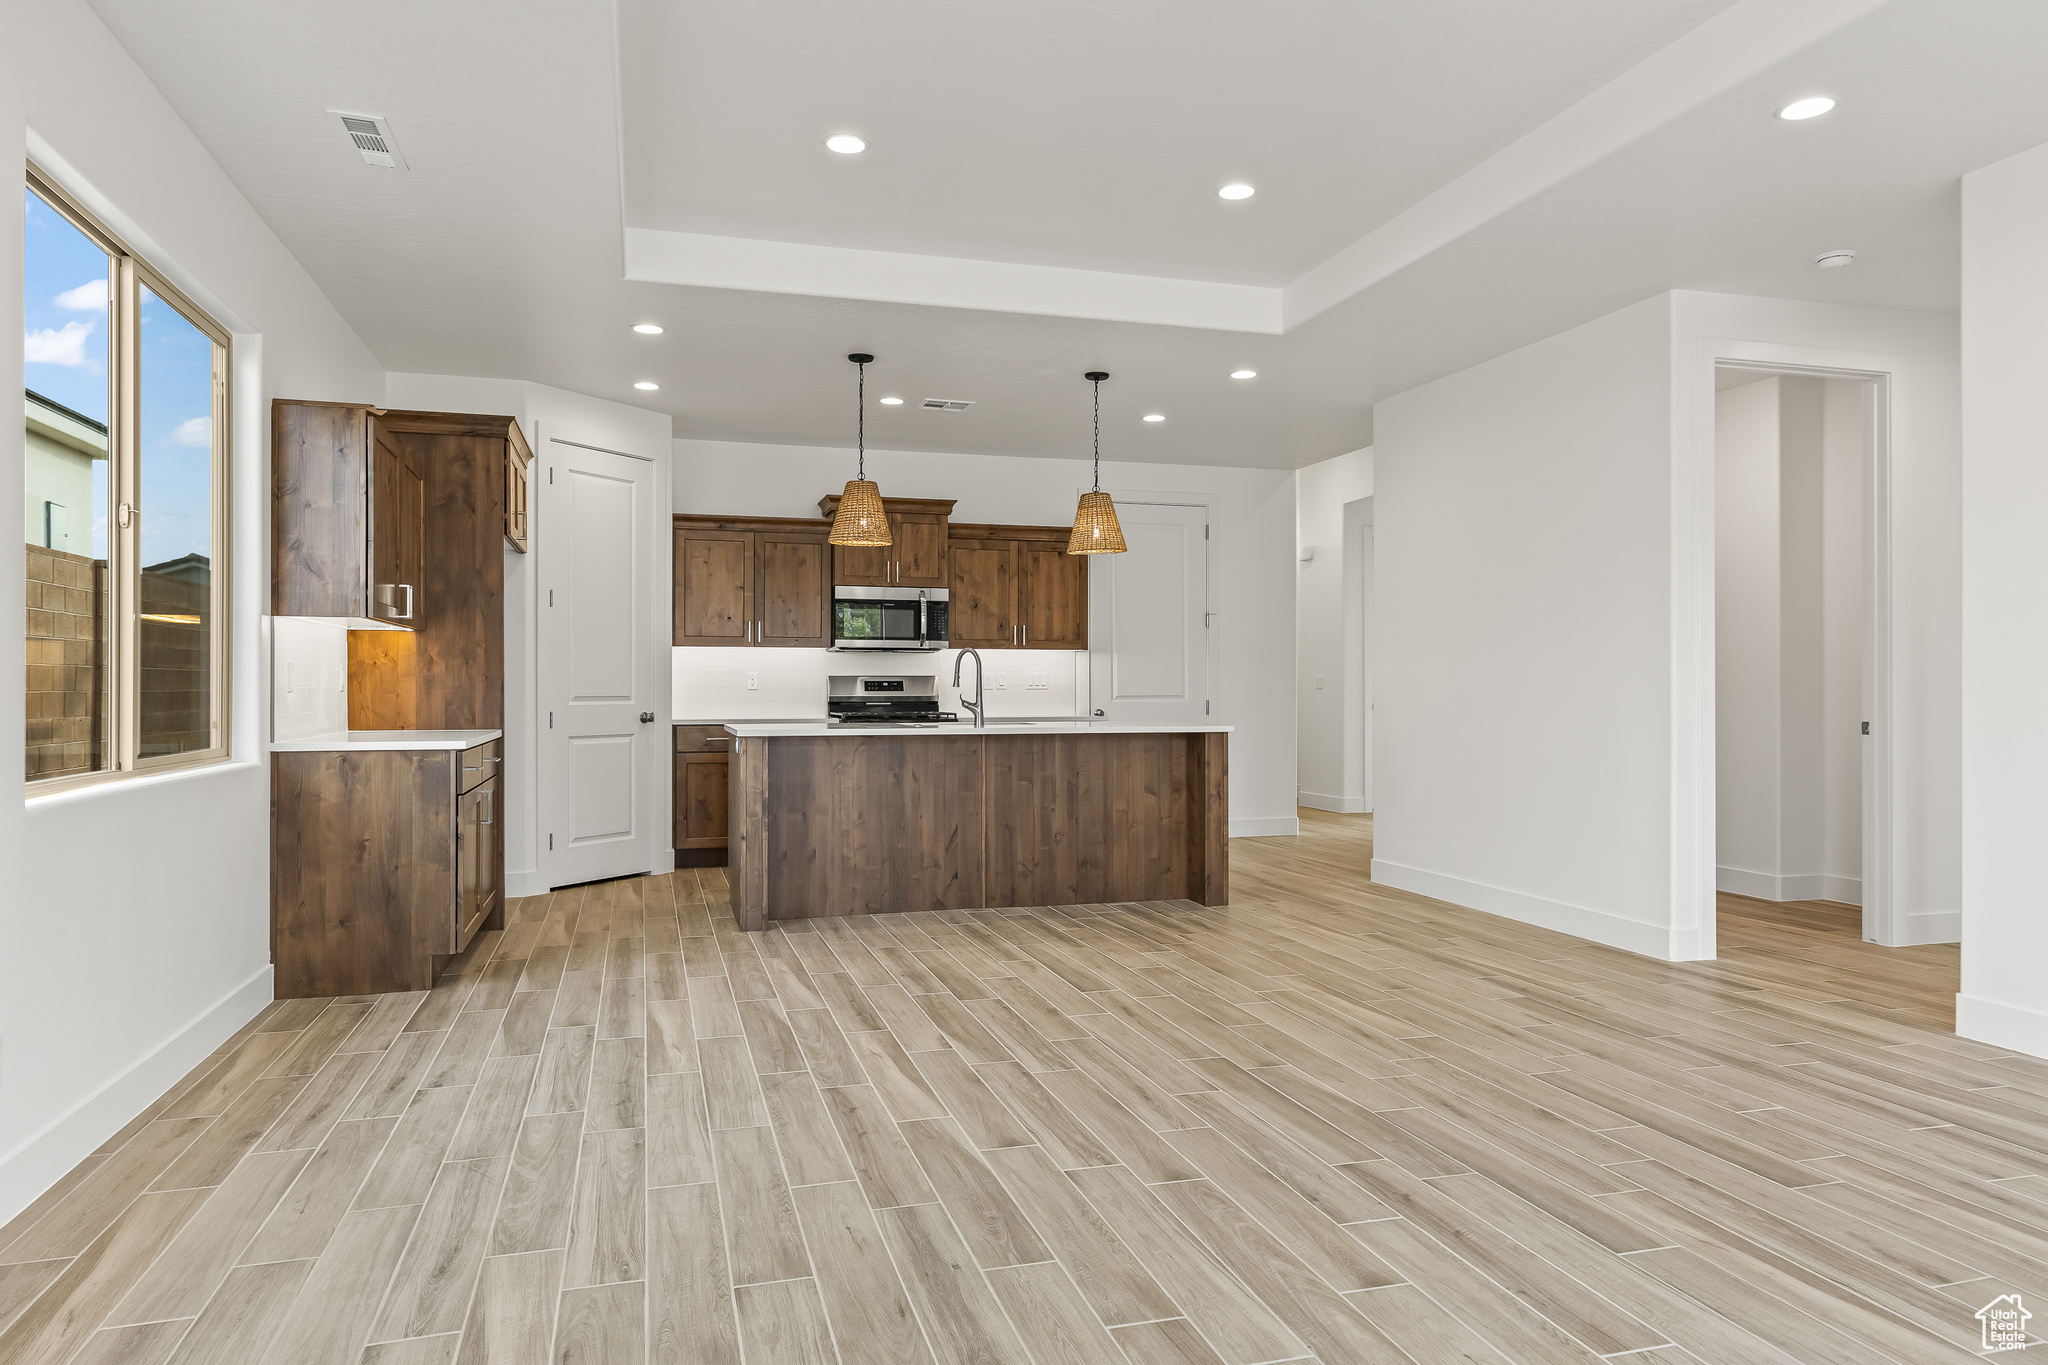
[826,673,959,725]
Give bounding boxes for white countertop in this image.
[721,721,1231,737]
[271,729,504,753]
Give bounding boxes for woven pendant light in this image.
[829,352,892,547]
[1068,370,1127,555]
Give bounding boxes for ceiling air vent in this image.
[920,398,974,412]
[331,111,408,170]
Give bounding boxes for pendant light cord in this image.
[1092,376,1102,491]
[857,359,866,481]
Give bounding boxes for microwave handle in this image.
[918,590,927,648]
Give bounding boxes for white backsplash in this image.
[673,647,1088,720]
[272,616,350,742]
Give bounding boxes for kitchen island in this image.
[723,721,1229,929]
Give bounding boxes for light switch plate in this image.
[1027,673,1049,690]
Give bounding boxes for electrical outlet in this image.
[745,671,759,691]
[1316,676,1325,690]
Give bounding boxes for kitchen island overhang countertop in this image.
[723,721,1231,930]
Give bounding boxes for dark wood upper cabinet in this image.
[756,531,831,647]
[830,531,892,587]
[675,526,752,645]
[948,541,1015,648]
[1021,541,1088,649]
[273,400,525,648]
[947,523,1088,649]
[891,513,950,587]
[272,401,374,618]
[503,422,532,552]
[368,416,426,625]
[816,495,955,587]
[673,516,830,647]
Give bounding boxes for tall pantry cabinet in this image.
[270,401,526,997]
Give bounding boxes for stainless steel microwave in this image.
[831,585,949,652]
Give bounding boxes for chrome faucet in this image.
[952,648,986,728]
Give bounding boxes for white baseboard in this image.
[0,964,274,1228]
[1958,991,2048,1061]
[1370,858,1705,961]
[1716,866,1863,906]
[654,850,676,875]
[1230,816,1300,838]
[1296,790,1369,814]
[506,868,546,899]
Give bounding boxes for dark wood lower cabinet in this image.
[271,738,503,998]
[675,725,732,866]
[457,772,501,952]
[727,730,1227,930]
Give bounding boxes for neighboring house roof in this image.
[144,552,211,585]
[26,388,109,459]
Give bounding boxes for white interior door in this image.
[540,440,657,887]
[1087,501,1209,724]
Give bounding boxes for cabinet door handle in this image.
[481,789,493,825]
[1022,623,1027,647]
[395,584,414,620]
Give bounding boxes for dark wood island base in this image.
[727,727,1229,929]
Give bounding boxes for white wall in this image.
[672,439,1299,835]
[1373,289,1958,963]
[1374,296,1683,957]
[385,375,672,897]
[1714,375,1863,905]
[1295,447,1373,812]
[3,0,386,1224]
[1958,139,2048,1057]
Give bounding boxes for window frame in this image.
[26,161,234,794]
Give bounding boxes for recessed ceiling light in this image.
[825,134,868,154]
[1814,248,1857,269]
[634,381,660,391]
[632,323,663,335]
[879,396,903,405]
[1230,369,1257,379]
[1217,183,1255,201]
[1143,413,1166,422]
[1777,97,1835,121]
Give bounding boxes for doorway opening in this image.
[1712,365,1874,950]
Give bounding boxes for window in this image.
[24,164,230,789]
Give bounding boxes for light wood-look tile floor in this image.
[4,808,2037,1364]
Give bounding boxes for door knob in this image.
[639,712,656,723]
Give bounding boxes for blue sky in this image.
[25,186,215,566]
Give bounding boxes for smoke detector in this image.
[920,398,974,412]
[331,111,408,170]
[1814,248,1856,269]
